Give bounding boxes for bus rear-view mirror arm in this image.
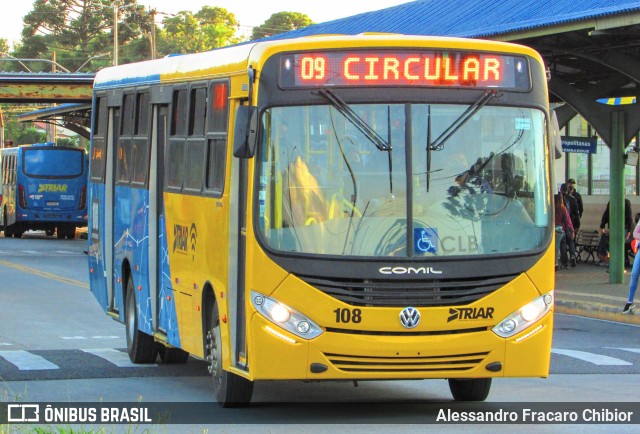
[234,67,258,159]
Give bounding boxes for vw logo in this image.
[399,307,421,329]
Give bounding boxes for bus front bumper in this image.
[248,311,552,380]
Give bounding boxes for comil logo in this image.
[379,266,442,275]
[447,307,494,322]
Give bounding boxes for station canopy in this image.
[265,0,640,146]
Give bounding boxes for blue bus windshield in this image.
[23,148,84,178]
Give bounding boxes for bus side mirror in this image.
[233,105,258,159]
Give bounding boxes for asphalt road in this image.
[0,232,639,431]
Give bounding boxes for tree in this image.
[3,120,46,146]
[156,7,241,55]
[0,39,9,56]
[251,12,314,40]
[11,0,152,72]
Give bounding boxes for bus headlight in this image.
[251,291,323,340]
[492,292,553,338]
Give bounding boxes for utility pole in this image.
[0,105,4,149]
[48,52,58,144]
[150,8,157,60]
[113,0,121,66]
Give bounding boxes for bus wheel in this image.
[448,378,492,401]
[159,346,189,364]
[66,227,76,240]
[3,209,12,237]
[45,229,54,236]
[125,276,157,363]
[206,302,253,407]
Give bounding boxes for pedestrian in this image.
[623,218,640,314]
[560,183,580,266]
[598,199,634,266]
[554,193,574,269]
[566,178,583,218]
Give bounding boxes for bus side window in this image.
[206,138,226,195]
[189,87,207,137]
[204,80,229,197]
[131,141,148,185]
[136,93,150,136]
[121,94,135,136]
[185,142,205,190]
[167,141,185,189]
[172,89,188,136]
[91,96,108,182]
[116,141,132,184]
[130,92,150,186]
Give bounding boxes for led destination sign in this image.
[280,50,530,90]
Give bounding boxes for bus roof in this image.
[93,34,543,90]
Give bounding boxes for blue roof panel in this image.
[265,0,640,40]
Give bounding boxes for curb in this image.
[555,299,640,325]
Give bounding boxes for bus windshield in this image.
[23,148,84,178]
[257,102,551,258]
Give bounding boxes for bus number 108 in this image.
[333,307,362,323]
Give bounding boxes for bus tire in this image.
[448,378,492,401]
[206,302,253,407]
[3,208,12,237]
[159,346,189,364]
[45,229,54,236]
[125,276,157,363]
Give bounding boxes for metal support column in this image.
[609,111,626,283]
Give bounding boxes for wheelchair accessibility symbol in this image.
[414,228,438,253]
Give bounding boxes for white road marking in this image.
[0,350,59,370]
[552,348,633,365]
[605,347,640,354]
[81,348,157,368]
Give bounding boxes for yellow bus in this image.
[88,34,555,406]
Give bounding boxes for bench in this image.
[575,230,600,263]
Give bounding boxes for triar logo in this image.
[173,224,189,255]
[38,183,68,193]
[447,307,494,322]
[189,223,197,261]
[174,223,198,261]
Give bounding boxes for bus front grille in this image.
[323,351,490,373]
[298,274,518,307]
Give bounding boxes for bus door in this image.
[229,99,250,369]
[104,102,120,314]
[149,103,170,335]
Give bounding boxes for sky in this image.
[0,0,413,46]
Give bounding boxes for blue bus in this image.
[0,143,88,239]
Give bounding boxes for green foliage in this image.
[11,0,152,72]
[156,7,242,55]
[57,136,80,148]
[4,121,46,145]
[251,11,314,40]
[0,39,9,56]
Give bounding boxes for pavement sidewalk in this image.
[554,260,640,325]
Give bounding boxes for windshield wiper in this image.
[316,89,390,151]
[428,89,498,151]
